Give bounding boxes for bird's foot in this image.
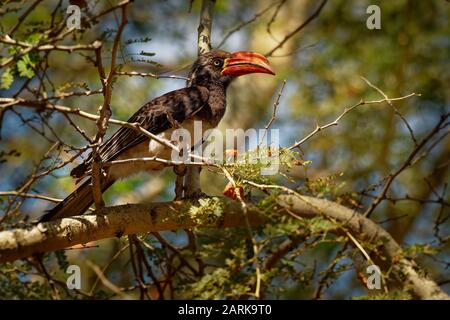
[184,191,209,200]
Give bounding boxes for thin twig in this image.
[114,70,188,81]
[90,4,128,208]
[221,167,262,299]
[86,260,132,299]
[266,0,287,42]
[8,0,44,35]
[288,92,420,150]
[264,80,286,130]
[0,191,62,203]
[361,76,418,146]
[89,243,130,295]
[364,112,450,217]
[265,0,328,57]
[217,0,281,48]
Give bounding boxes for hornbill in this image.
[39,50,275,222]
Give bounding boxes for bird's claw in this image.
[184,191,209,200]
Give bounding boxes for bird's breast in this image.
[110,119,214,179]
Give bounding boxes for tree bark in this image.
[184,0,216,197]
[0,195,447,300]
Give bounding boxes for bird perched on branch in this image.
[39,50,275,222]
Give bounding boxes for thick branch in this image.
[0,200,263,263]
[197,0,216,55]
[276,195,449,300]
[184,0,217,197]
[0,195,447,300]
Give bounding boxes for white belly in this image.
[110,120,212,179]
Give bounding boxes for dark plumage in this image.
[39,50,274,222]
[70,85,211,179]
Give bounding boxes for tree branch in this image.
[265,0,328,57]
[90,4,129,208]
[184,0,217,197]
[197,0,216,55]
[0,195,447,300]
[364,112,450,217]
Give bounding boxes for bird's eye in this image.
[213,59,223,67]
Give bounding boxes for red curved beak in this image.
[222,51,275,77]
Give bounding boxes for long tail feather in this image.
[39,176,115,222]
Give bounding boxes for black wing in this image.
[71,85,209,178]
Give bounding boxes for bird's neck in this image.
[191,81,227,127]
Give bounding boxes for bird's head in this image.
[188,50,275,87]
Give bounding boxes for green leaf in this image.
[17,60,35,78]
[25,33,42,44]
[1,67,14,89]
[21,54,35,67]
